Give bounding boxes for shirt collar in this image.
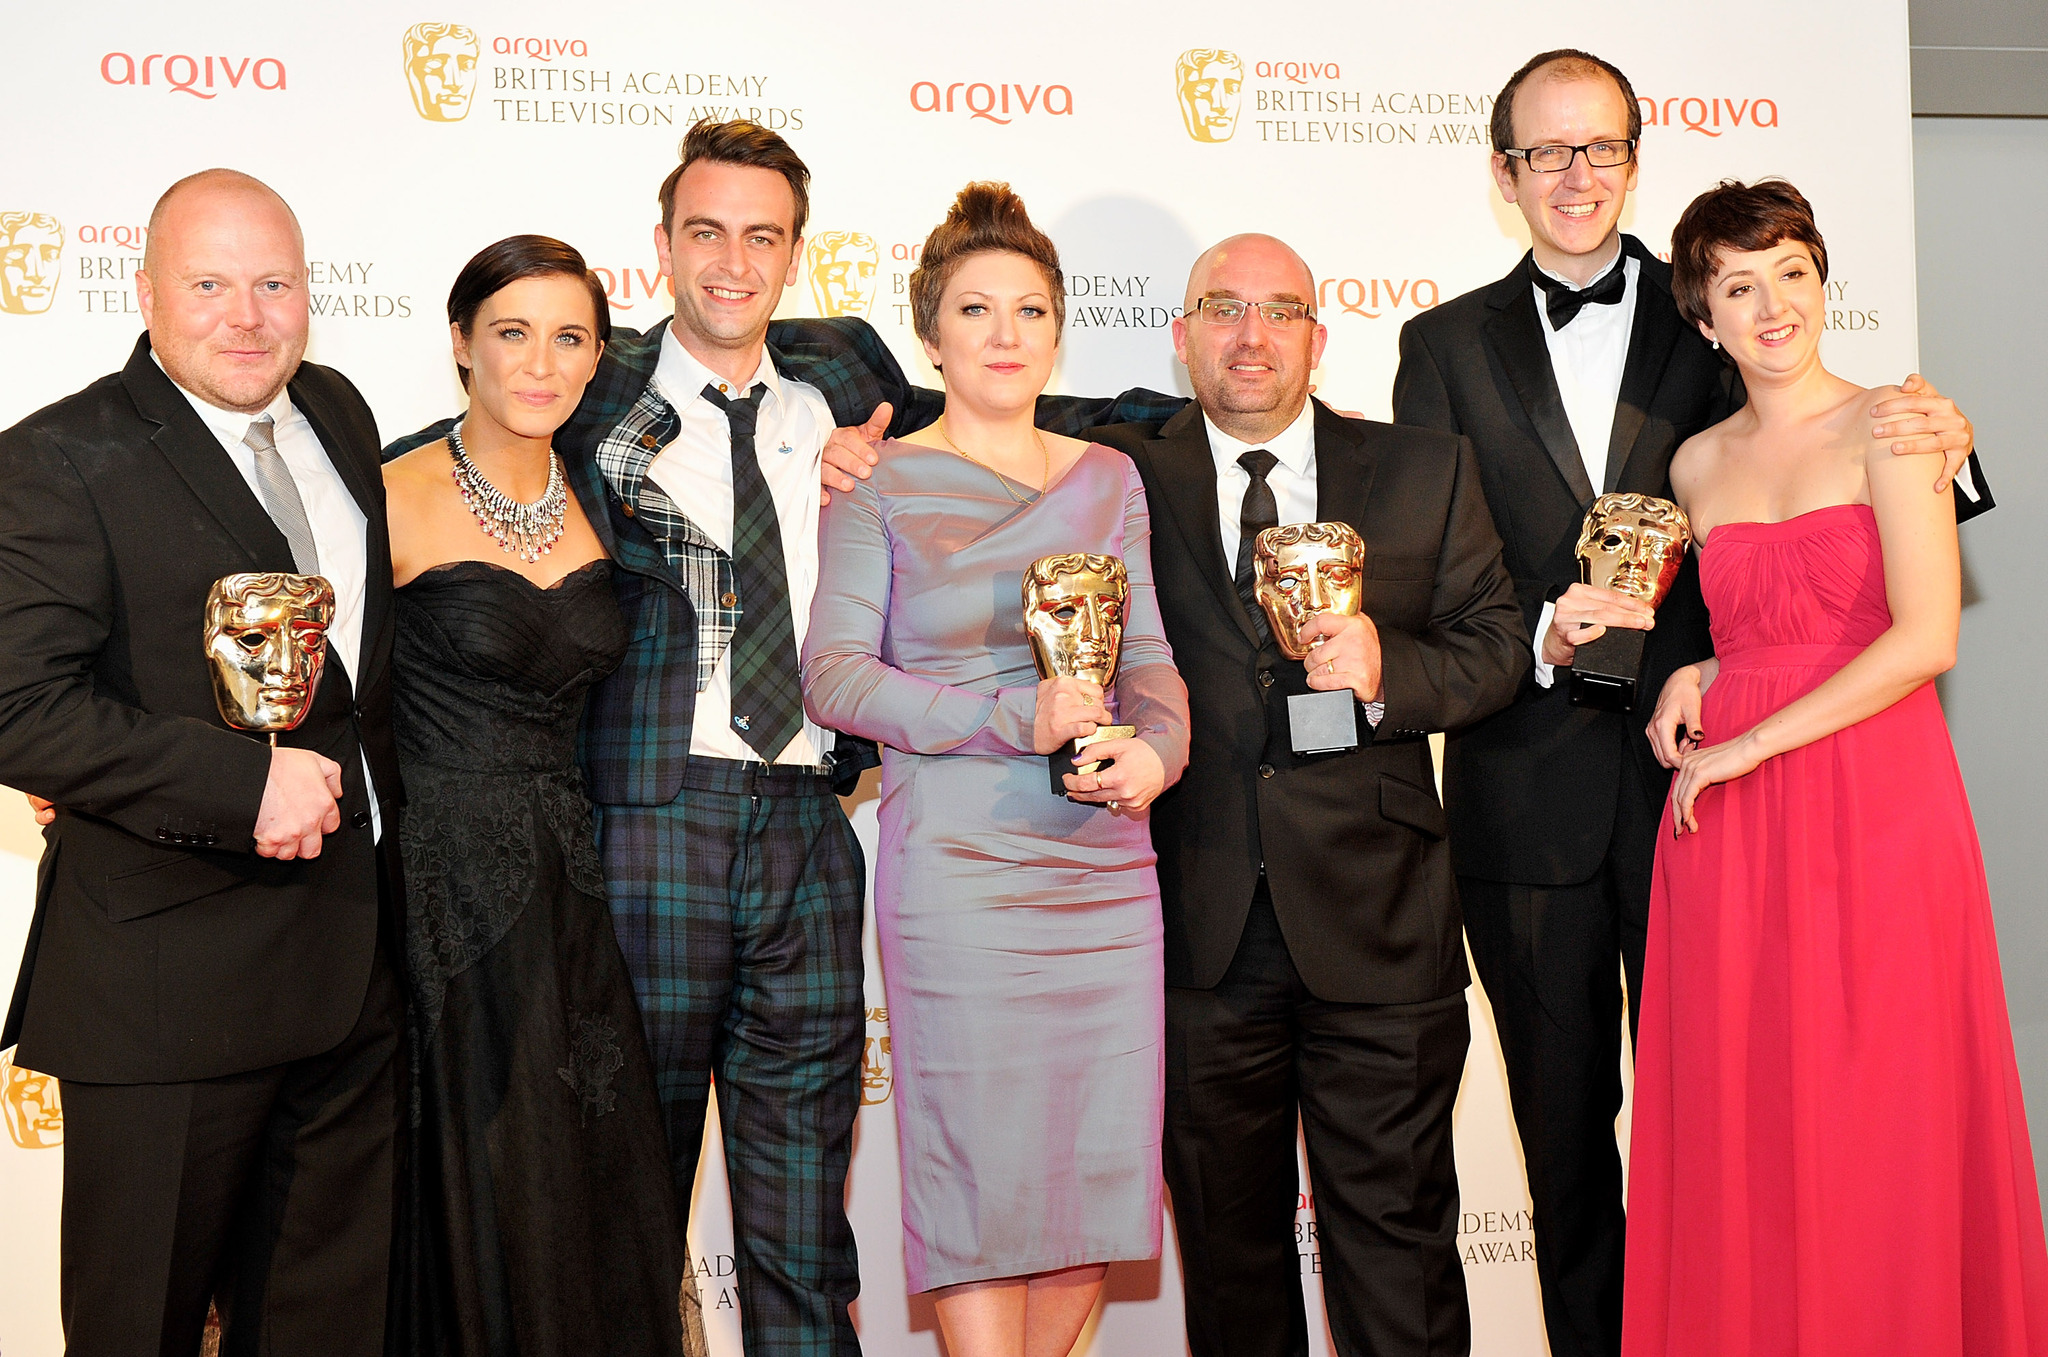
[152,351,297,444]
[1533,236,1626,293]
[652,319,781,412]
[1203,399,1316,479]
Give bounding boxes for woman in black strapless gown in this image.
[384,237,693,1356]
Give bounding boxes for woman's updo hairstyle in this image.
[907,182,1066,355]
[1669,178,1829,331]
[446,234,611,389]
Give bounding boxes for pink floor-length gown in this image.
[1625,503,2048,1356]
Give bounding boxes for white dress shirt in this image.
[159,359,381,836]
[1530,247,1638,687]
[1205,404,1318,570]
[644,324,832,766]
[1205,402,1382,723]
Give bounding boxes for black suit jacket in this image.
[1394,239,1728,887]
[1395,238,1992,887]
[0,333,398,1084]
[1093,401,1526,1003]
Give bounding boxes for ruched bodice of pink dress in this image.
[1624,504,2048,1356]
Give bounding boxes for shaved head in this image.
[136,169,309,413]
[1172,232,1327,443]
[1183,233,1316,311]
[144,169,303,275]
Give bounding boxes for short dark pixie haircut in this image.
[657,118,811,239]
[1491,48,1642,167]
[1669,178,1829,329]
[445,234,610,389]
[907,181,1066,355]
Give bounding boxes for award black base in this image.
[1568,625,1648,713]
[1049,723,1137,796]
[1271,659,1360,757]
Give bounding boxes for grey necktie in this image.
[244,414,320,574]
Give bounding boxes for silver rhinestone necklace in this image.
[447,423,567,563]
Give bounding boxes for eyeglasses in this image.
[1192,297,1316,328]
[1502,139,1637,173]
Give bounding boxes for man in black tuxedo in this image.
[1087,234,1526,1357]
[1392,49,1987,1357]
[0,170,401,1357]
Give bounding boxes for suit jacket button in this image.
[157,828,173,841]
[1259,763,1276,779]
[203,833,220,846]
[1258,670,1274,689]
[351,810,371,829]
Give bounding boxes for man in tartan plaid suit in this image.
[390,120,1170,1356]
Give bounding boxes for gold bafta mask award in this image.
[401,22,481,122]
[1568,492,1692,712]
[1,1051,63,1150]
[204,572,336,743]
[1174,48,1245,143]
[806,231,879,318]
[0,213,63,316]
[1254,522,1368,756]
[1024,553,1137,796]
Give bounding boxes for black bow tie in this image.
[1530,257,1627,330]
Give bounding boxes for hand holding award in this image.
[1568,494,1691,712]
[1254,521,1368,755]
[1023,553,1137,797]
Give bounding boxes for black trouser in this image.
[58,935,403,1357]
[1458,754,1658,1357]
[1165,886,1470,1357]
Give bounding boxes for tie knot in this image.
[703,381,765,419]
[1238,448,1278,480]
[243,414,277,454]
[1530,257,1628,329]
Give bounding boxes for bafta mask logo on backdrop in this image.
[1,1051,63,1149]
[807,232,878,319]
[402,22,480,122]
[0,213,63,316]
[861,1007,892,1105]
[1175,48,1244,142]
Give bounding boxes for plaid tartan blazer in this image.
[386,314,1181,804]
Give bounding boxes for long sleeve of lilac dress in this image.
[803,440,1187,1292]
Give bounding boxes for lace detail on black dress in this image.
[393,559,626,1034]
[558,1010,626,1124]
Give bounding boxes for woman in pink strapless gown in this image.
[1623,180,2048,1356]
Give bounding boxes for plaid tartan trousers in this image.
[384,315,1181,1354]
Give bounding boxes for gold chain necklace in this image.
[936,417,1050,504]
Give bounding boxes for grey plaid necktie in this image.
[703,382,804,761]
[244,415,320,574]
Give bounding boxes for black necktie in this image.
[703,382,804,761]
[1233,449,1279,644]
[1530,256,1627,329]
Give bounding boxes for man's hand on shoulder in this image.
[821,402,889,505]
[254,747,344,860]
[1871,373,1972,493]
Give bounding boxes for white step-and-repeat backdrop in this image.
[0,2,1917,1353]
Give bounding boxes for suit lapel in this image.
[1144,404,1261,647]
[1311,400,1377,534]
[1603,239,1686,494]
[1482,258,1596,508]
[120,335,289,570]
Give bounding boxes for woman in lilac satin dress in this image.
[804,184,1189,1357]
